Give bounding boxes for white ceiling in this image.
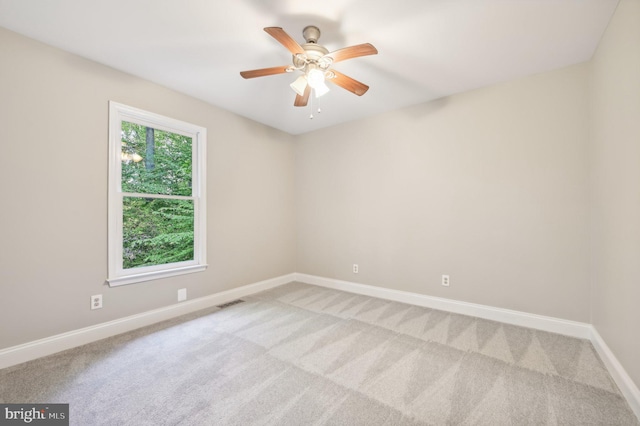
[0,0,619,135]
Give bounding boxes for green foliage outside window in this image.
[120,121,194,269]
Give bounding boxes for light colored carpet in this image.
[1,282,637,425]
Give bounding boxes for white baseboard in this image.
[590,327,640,419]
[294,273,592,339]
[0,273,295,370]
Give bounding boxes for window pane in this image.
[122,197,194,269]
[121,121,192,196]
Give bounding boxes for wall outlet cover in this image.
[178,288,187,302]
[91,294,103,310]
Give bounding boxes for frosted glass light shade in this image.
[290,75,308,96]
[307,69,325,89]
[314,81,330,97]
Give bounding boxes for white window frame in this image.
[107,101,207,286]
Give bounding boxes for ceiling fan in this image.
[240,26,378,107]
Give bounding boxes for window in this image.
[108,102,206,286]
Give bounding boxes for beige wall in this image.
[0,27,296,349]
[296,64,591,322]
[590,0,640,389]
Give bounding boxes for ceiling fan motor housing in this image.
[293,43,329,68]
[292,25,332,72]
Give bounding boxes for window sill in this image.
[107,264,208,287]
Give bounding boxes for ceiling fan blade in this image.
[240,66,290,79]
[294,85,311,107]
[329,70,370,96]
[264,27,305,55]
[325,43,378,63]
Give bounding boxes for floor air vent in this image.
[216,299,245,309]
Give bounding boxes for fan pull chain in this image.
[309,89,315,119]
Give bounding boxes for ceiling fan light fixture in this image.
[290,75,308,96]
[307,68,329,97]
[306,68,325,89]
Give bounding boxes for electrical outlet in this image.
[441,275,450,287]
[178,288,187,302]
[353,264,359,273]
[91,294,103,310]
